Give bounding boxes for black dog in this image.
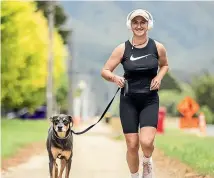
[46,114,73,178]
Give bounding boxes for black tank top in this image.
[121,38,159,94]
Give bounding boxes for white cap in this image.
[129,9,150,21]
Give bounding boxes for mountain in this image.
[60,1,214,74]
[59,1,214,113]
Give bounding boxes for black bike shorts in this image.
[119,92,159,134]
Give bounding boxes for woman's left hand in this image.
[150,76,162,90]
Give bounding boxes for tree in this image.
[157,78,195,116]
[55,73,69,113]
[159,84,195,117]
[1,1,67,112]
[192,73,214,112]
[160,73,182,92]
[35,1,71,44]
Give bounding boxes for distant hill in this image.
[60,1,214,113]
[170,70,195,84]
[61,1,214,74]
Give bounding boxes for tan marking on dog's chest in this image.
[57,132,66,138]
[51,147,72,160]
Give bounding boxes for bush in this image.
[159,83,196,117]
[159,90,181,116]
[199,105,214,124]
[192,73,214,112]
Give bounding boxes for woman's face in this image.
[131,16,148,37]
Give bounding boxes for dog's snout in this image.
[58,126,63,130]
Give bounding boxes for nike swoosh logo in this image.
[130,54,152,61]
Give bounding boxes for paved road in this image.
[167,118,214,137]
[207,125,214,136]
[182,124,214,137]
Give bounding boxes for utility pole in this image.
[67,31,74,116]
[46,1,55,118]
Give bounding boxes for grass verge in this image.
[155,128,214,176]
[109,117,214,176]
[1,119,49,159]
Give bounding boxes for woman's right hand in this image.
[112,75,125,88]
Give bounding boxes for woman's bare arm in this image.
[150,41,169,90]
[101,43,125,82]
[155,41,169,80]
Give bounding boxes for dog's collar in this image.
[53,128,71,140]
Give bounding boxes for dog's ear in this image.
[49,115,57,122]
[49,116,53,122]
[68,115,73,123]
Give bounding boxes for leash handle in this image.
[71,87,120,135]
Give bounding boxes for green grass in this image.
[109,118,214,176]
[1,119,49,159]
[155,128,214,176]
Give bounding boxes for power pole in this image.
[46,1,55,118]
[67,31,74,116]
